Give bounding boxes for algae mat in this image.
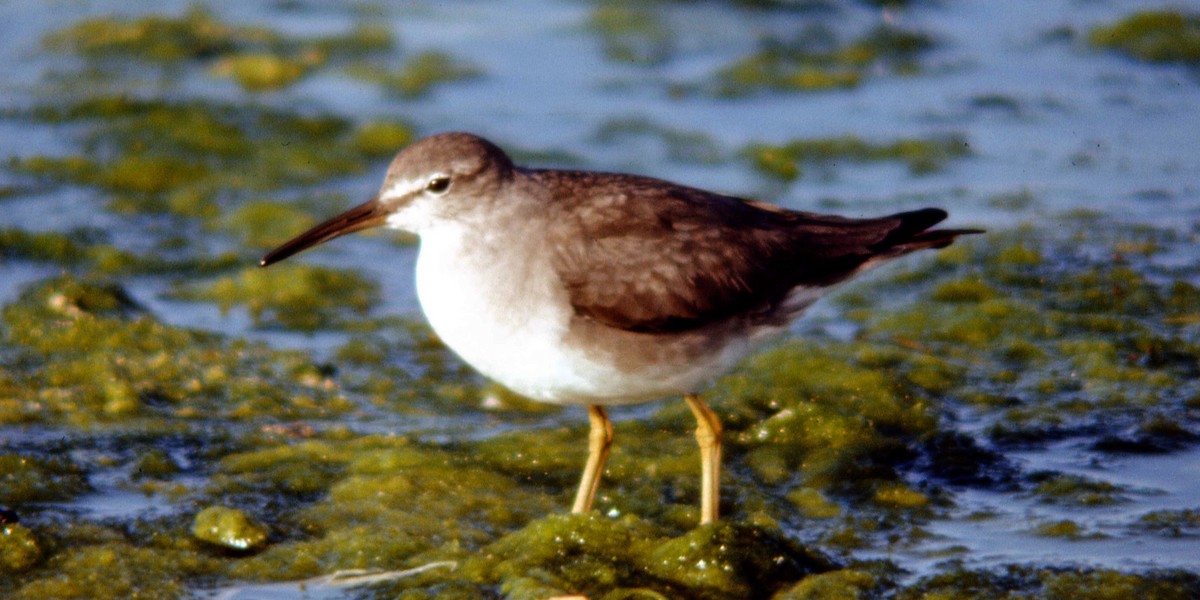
[2,2,1199,599]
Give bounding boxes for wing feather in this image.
[539,170,967,333]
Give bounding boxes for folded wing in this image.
[542,170,977,333]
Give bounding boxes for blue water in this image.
[1,0,1198,583]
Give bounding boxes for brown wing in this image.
[540,170,973,333]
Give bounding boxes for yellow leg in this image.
[571,405,613,514]
[684,394,722,524]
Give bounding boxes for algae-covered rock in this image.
[773,567,886,600]
[192,506,269,551]
[464,514,830,599]
[131,449,181,480]
[1,525,42,573]
[476,513,663,594]
[643,522,831,599]
[0,454,90,505]
[6,539,220,599]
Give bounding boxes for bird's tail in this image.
[872,208,984,254]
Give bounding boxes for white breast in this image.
[414,223,604,403]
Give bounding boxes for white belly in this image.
[413,226,755,405]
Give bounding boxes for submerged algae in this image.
[349,51,483,99]
[407,514,829,599]
[172,263,380,332]
[1,525,42,573]
[44,8,396,91]
[745,134,971,182]
[859,227,1200,453]
[713,25,934,96]
[43,7,242,62]
[896,565,1200,600]
[0,455,90,505]
[5,95,416,281]
[593,117,724,165]
[0,276,353,426]
[3,537,221,600]
[587,1,676,67]
[11,97,373,209]
[4,223,1200,597]
[1090,11,1200,66]
[0,224,240,277]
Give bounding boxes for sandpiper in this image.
[261,132,980,524]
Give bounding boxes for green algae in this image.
[127,100,352,180]
[744,134,971,182]
[3,537,220,600]
[43,8,242,62]
[787,488,843,519]
[872,482,931,510]
[774,567,888,600]
[8,97,397,230]
[1133,508,1200,537]
[330,318,487,417]
[0,276,353,426]
[456,514,830,599]
[1032,519,1090,539]
[0,228,97,265]
[191,506,269,551]
[858,227,1200,454]
[0,455,90,505]
[214,438,355,497]
[216,199,320,251]
[1,525,42,573]
[43,9,395,92]
[8,6,1198,600]
[1090,11,1200,66]
[173,264,380,332]
[593,117,724,165]
[215,435,559,582]
[4,220,1190,600]
[713,25,934,96]
[718,341,940,498]
[352,120,416,158]
[210,52,310,91]
[897,565,1200,600]
[0,226,241,277]
[588,1,675,67]
[987,188,1037,211]
[351,51,482,99]
[470,335,946,537]
[131,449,181,480]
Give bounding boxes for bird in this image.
[260,132,981,525]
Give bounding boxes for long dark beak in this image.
[260,197,388,267]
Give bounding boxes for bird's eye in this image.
[426,176,451,194]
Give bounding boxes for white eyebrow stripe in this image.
[381,176,425,201]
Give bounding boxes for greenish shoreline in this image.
[3,5,1199,599]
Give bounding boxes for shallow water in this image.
[1,1,1198,598]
